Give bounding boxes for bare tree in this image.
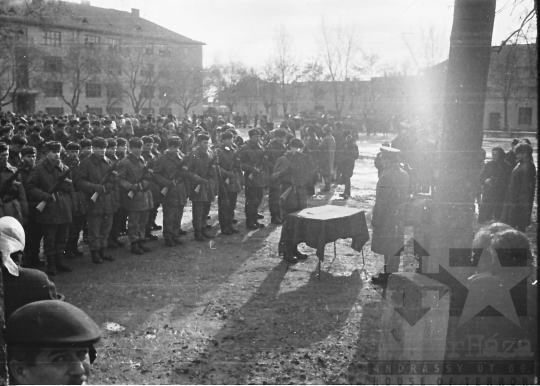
[166,61,204,116]
[402,22,449,71]
[259,61,279,118]
[302,60,326,108]
[208,61,248,114]
[271,24,300,117]
[318,19,360,117]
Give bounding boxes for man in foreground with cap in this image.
[26,141,74,276]
[370,146,409,284]
[6,300,101,385]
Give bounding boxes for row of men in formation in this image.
[0,111,361,275]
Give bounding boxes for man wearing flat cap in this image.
[0,142,28,226]
[185,133,218,241]
[371,146,409,284]
[6,300,101,385]
[117,137,154,254]
[9,134,27,167]
[26,141,74,276]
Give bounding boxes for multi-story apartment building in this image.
[0,0,204,116]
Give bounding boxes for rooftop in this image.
[0,0,204,46]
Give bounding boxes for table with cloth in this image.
[279,205,370,269]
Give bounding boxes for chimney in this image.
[81,0,90,5]
[131,8,139,17]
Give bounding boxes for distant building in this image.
[0,0,204,116]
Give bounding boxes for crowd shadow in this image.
[174,262,362,383]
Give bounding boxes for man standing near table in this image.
[370,146,409,285]
[318,125,336,192]
[273,138,314,264]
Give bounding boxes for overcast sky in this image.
[70,0,534,69]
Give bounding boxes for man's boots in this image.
[99,247,115,261]
[47,256,58,276]
[138,240,152,253]
[55,254,72,272]
[202,228,214,239]
[194,230,205,241]
[131,241,144,255]
[91,250,103,264]
[228,225,240,234]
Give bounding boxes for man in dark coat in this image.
[0,142,28,225]
[8,134,27,167]
[272,138,314,264]
[265,129,288,224]
[19,146,44,269]
[117,138,154,255]
[185,133,218,241]
[304,126,320,196]
[64,142,86,259]
[76,137,117,264]
[371,147,409,285]
[238,128,269,230]
[501,143,536,232]
[505,138,519,169]
[215,131,243,235]
[26,141,74,276]
[478,147,512,223]
[152,136,189,247]
[318,125,336,192]
[338,131,359,199]
[141,136,161,240]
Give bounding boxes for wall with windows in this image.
[3,21,203,117]
[483,97,537,132]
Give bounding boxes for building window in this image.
[45,107,64,116]
[517,107,532,125]
[43,81,62,97]
[141,63,154,77]
[44,56,62,73]
[84,35,100,46]
[159,107,172,115]
[108,60,122,75]
[107,107,123,116]
[141,108,154,115]
[87,107,103,115]
[44,31,61,46]
[144,44,154,55]
[107,84,123,98]
[86,83,102,98]
[141,85,154,98]
[106,37,120,51]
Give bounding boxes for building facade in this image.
[0,0,204,116]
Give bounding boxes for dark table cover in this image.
[280,205,370,261]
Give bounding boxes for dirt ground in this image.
[51,134,537,385]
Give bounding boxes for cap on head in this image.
[197,133,210,142]
[248,128,260,138]
[511,138,519,146]
[66,142,81,151]
[221,132,233,141]
[12,135,28,146]
[21,146,36,156]
[116,137,127,147]
[80,138,92,149]
[167,136,181,147]
[45,141,61,152]
[323,125,332,133]
[142,135,154,144]
[275,129,287,138]
[6,300,101,347]
[91,137,107,149]
[107,138,117,148]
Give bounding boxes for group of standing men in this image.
[0,110,361,275]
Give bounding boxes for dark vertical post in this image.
[424,0,497,277]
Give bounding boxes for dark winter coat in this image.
[479,159,513,204]
[142,150,161,206]
[64,156,86,216]
[238,139,269,188]
[0,163,28,223]
[371,164,409,256]
[265,138,287,173]
[501,159,536,229]
[26,158,73,224]
[216,144,244,193]
[153,150,189,207]
[76,153,117,214]
[318,134,336,176]
[338,140,359,178]
[117,153,154,212]
[185,146,218,202]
